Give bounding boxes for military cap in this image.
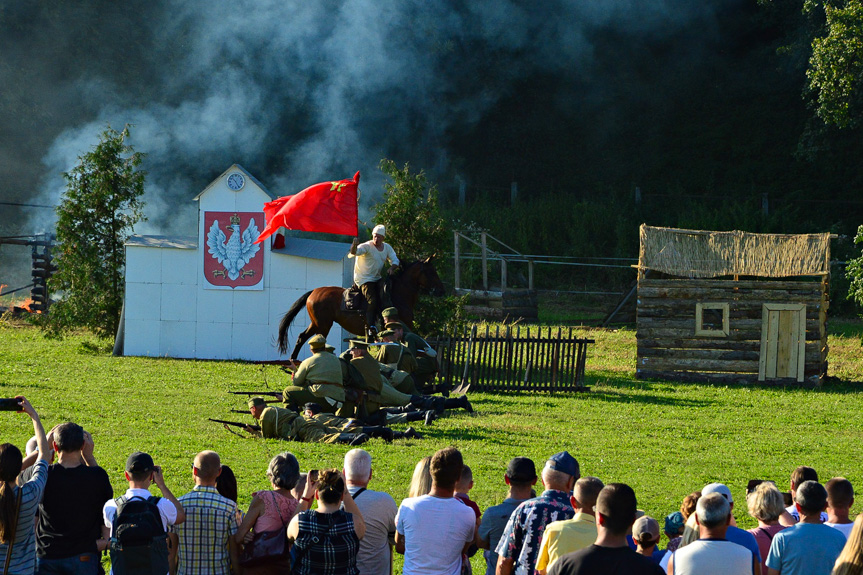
[347,339,368,351]
[248,396,267,408]
[381,307,400,320]
[378,329,397,339]
[308,334,327,351]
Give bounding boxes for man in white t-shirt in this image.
[103,452,185,574]
[396,447,476,575]
[825,477,854,539]
[348,224,400,341]
[668,492,759,575]
[343,448,398,575]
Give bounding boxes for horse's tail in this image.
[278,290,313,355]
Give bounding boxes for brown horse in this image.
[277,256,445,359]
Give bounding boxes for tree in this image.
[847,224,863,315]
[42,125,146,339]
[373,159,466,335]
[807,0,863,128]
[374,159,449,259]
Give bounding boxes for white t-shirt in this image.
[672,539,753,575]
[349,241,399,286]
[396,494,476,575]
[825,521,855,539]
[104,487,180,575]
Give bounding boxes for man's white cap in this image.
[372,224,386,237]
[702,482,733,503]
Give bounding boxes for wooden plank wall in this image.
[636,278,827,384]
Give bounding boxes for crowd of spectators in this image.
[2,397,862,575]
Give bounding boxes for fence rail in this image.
[428,325,594,392]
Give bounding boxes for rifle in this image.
[209,418,260,431]
[229,391,282,398]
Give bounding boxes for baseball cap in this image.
[506,457,537,483]
[633,516,660,543]
[702,482,733,503]
[546,451,579,477]
[126,451,155,474]
[664,511,685,535]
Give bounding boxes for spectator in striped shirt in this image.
[0,397,51,575]
[168,451,240,575]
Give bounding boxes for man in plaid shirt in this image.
[496,451,580,575]
[168,451,240,575]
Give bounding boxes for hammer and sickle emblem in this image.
[330,181,347,192]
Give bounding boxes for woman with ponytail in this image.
[0,396,50,575]
[288,468,365,575]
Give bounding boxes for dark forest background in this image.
[0,0,861,312]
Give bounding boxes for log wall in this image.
[636,278,828,385]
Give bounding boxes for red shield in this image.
[203,211,265,289]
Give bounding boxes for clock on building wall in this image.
[227,172,245,191]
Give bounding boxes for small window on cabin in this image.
[695,303,729,337]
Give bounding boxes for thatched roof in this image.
[638,225,830,278]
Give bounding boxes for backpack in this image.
[109,495,169,575]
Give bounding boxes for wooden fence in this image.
[428,325,594,392]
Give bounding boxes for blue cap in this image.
[664,511,685,534]
[546,451,579,478]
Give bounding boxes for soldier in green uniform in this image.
[282,334,359,417]
[302,403,423,440]
[343,339,473,415]
[245,397,369,445]
[380,307,442,392]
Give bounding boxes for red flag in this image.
[255,172,359,244]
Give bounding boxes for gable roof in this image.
[193,164,276,201]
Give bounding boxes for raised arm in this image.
[341,486,366,540]
[153,466,185,525]
[18,397,49,462]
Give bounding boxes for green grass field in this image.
[1,318,862,572]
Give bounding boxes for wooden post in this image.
[501,259,507,291]
[528,259,534,290]
[481,232,488,291]
[453,231,461,291]
[462,324,476,389]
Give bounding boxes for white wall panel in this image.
[162,250,197,285]
[197,288,233,324]
[125,283,161,321]
[161,283,196,322]
[195,322,233,359]
[269,257,308,290]
[160,321,197,358]
[231,323,273,360]
[126,247,161,284]
[124,319,161,356]
[232,289,270,325]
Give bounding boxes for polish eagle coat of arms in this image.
[206,213,261,281]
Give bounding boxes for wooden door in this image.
[759,304,806,382]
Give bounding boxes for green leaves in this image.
[41,125,146,340]
[808,0,863,128]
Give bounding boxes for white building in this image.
[121,164,351,361]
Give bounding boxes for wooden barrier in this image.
[428,325,594,392]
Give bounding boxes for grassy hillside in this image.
[1,319,862,572]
